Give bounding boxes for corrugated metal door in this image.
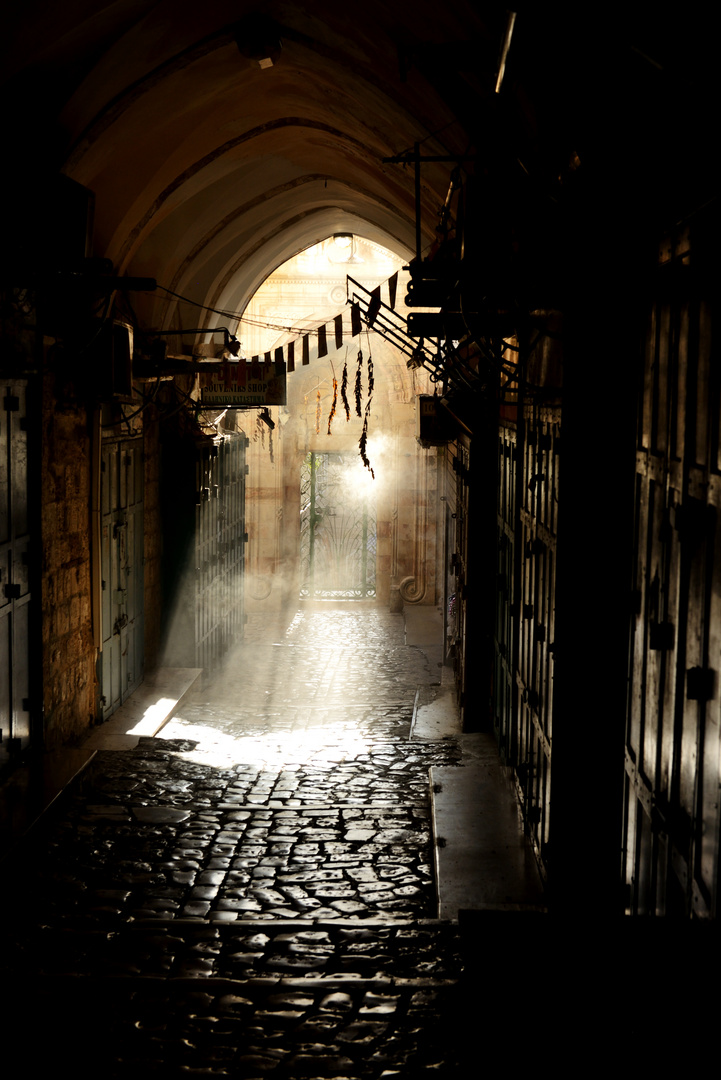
[195,434,246,669]
[623,209,720,916]
[100,439,144,719]
[0,380,32,769]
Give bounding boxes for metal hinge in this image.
[3,395,20,412]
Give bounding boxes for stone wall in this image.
[41,367,96,748]
[143,407,163,672]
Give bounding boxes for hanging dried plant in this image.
[355,349,363,417]
[366,337,374,399]
[327,363,338,435]
[268,426,274,463]
[341,351,350,421]
[315,386,321,434]
[359,406,375,479]
[357,333,375,477]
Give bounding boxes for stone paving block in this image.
[2,605,465,1076]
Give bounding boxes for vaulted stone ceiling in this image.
[5,2,502,328]
[3,4,716,333]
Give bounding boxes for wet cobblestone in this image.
[2,605,465,1077]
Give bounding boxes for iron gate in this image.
[100,438,144,719]
[300,451,376,599]
[0,379,32,770]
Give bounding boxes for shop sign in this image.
[199,358,286,406]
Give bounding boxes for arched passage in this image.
[2,4,719,925]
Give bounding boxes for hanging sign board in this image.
[199,358,287,407]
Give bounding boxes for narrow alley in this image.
[3,8,720,1075]
[2,603,467,1078]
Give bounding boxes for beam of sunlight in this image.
[158,714,376,771]
[127,697,177,736]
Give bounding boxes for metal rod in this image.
[495,11,517,93]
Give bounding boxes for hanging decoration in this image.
[365,335,375,400]
[355,348,364,417]
[359,412,374,479]
[315,387,321,434]
[341,349,350,421]
[359,334,375,478]
[327,362,338,435]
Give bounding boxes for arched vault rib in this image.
[164,177,414,294]
[61,12,461,175]
[159,206,413,334]
[115,118,412,269]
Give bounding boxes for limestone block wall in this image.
[41,370,95,748]
[143,409,162,672]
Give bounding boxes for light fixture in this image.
[329,233,362,264]
[235,14,282,69]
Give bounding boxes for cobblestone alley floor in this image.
[1,604,467,1078]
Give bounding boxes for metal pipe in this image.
[495,12,517,93]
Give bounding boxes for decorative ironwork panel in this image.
[623,207,720,916]
[299,452,376,599]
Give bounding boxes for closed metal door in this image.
[100,439,144,719]
[623,211,721,917]
[194,433,247,669]
[0,380,32,770]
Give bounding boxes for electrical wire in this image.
[100,374,164,429]
[156,284,324,338]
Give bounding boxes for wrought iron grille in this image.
[300,451,376,599]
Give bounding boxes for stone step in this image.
[82,666,203,750]
[430,733,546,920]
